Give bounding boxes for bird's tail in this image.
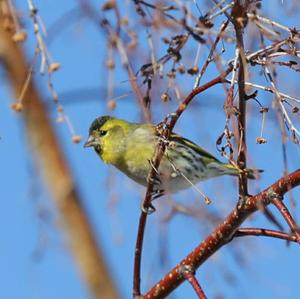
[223,163,263,179]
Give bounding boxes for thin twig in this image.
[143,170,300,298]
[238,81,300,104]
[181,266,207,299]
[194,20,229,88]
[235,227,297,243]
[271,198,300,244]
[247,13,292,34]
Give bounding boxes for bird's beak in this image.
[84,135,96,148]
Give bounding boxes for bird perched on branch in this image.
[84,116,260,201]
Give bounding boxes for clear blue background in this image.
[1,1,299,298]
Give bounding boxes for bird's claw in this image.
[151,189,164,200]
[141,201,156,214]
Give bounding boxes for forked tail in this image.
[223,163,263,179]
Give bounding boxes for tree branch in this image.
[143,170,300,298]
[133,66,233,297]
[235,227,298,243]
[272,198,300,243]
[181,265,208,299]
[0,2,119,298]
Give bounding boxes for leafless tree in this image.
[1,0,300,298]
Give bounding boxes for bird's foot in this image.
[141,201,156,214]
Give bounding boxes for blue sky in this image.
[1,1,300,298]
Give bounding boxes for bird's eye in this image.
[99,130,107,137]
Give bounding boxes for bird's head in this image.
[84,116,129,164]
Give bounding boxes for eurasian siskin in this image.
[84,116,260,199]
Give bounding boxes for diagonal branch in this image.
[0,2,119,298]
[181,265,208,299]
[143,169,300,298]
[272,198,300,243]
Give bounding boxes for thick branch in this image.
[0,4,118,299]
[143,170,300,298]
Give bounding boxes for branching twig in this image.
[235,227,298,243]
[272,198,300,244]
[133,66,233,297]
[181,265,207,299]
[143,170,300,298]
[194,20,229,88]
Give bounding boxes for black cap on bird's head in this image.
[88,115,112,135]
[84,115,112,148]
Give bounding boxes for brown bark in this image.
[143,169,300,298]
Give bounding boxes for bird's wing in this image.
[169,133,220,162]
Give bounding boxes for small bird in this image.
[84,116,260,201]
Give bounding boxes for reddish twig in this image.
[261,206,284,231]
[133,209,148,297]
[133,66,233,297]
[168,66,233,130]
[181,265,207,299]
[143,170,300,298]
[271,198,300,244]
[235,227,298,243]
[195,20,229,87]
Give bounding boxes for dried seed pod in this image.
[57,105,64,113]
[167,69,176,78]
[11,102,23,112]
[187,66,199,75]
[216,132,225,145]
[72,135,82,144]
[160,93,170,102]
[102,0,116,10]
[12,31,27,42]
[198,16,214,29]
[107,99,117,110]
[177,65,185,74]
[48,63,61,73]
[106,59,115,69]
[256,137,267,144]
[259,107,269,113]
[205,196,212,205]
